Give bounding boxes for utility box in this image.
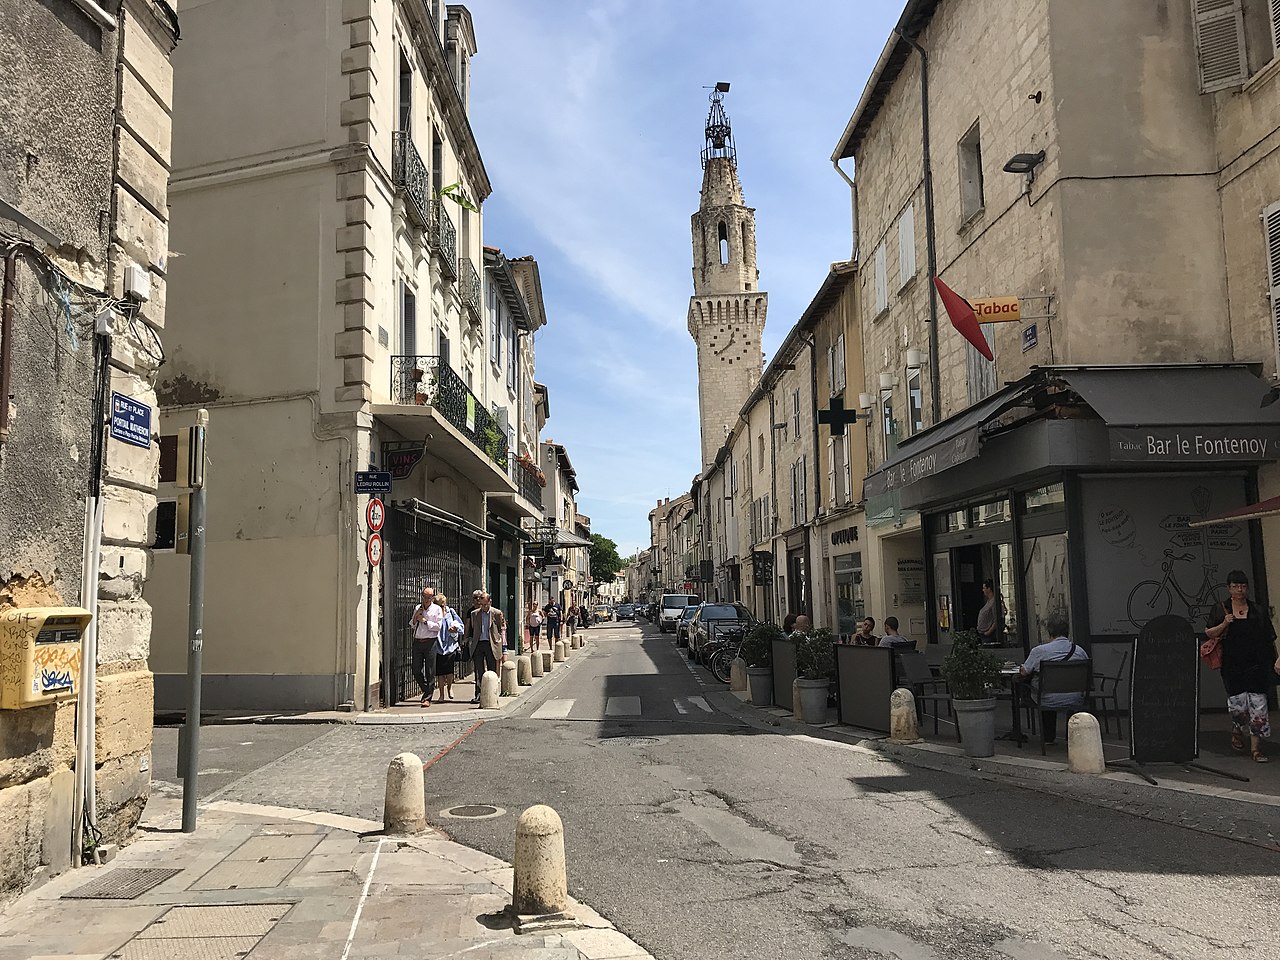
[0,607,91,709]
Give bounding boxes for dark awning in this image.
[1189,495,1280,528]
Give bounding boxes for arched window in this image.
[718,221,728,265]
[740,221,748,258]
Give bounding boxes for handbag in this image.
[1200,602,1226,670]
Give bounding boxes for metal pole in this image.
[181,410,208,833]
[362,555,374,711]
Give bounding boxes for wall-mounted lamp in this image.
[858,392,875,410]
[905,348,925,369]
[1003,150,1046,195]
[879,372,898,390]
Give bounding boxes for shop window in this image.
[973,498,1011,526]
[1023,533,1070,644]
[1020,482,1066,518]
[943,508,968,533]
[834,553,864,637]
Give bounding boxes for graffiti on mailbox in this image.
[32,644,80,695]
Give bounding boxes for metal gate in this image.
[385,507,483,705]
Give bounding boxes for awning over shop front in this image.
[553,528,593,548]
[1189,494,1280,528]
[862,364,1280,499]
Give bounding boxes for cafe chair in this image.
[1035,660,1093,756]
[1089,649,1128,738]
[896,651,953,737]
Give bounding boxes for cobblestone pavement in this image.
[0,796,651,960]
[212,721,481,821]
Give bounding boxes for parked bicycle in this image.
[705,624,747,684]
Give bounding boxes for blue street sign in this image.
[110,392,152,449]
[354,470,392,495]
[1022,323,1038,353]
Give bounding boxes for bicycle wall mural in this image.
[1082,475,1250,634]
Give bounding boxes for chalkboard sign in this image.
[1129,614,1199,763]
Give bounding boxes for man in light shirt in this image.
[1019,614,1089,744]
[410,586,442,706]
[877,616,916,650]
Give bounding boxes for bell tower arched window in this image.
[718,221,728,264]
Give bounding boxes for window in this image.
[897,203,916,287]
[438,327,450,368]
[757,433,765,464]
[881,389,895,458]
[792,388,801,436]
[158,434,178,484]
[796,455,807,523]
[488,284,500,367]
[1266,200,1280,378]
[907,367,924,435]
[966,324,998,404]
[873,244,887,314]
[431,128,444,195]
[790,460,800,526]
[833,334,846,392]
[1192,0,1249,91]
[718,221,729,264]
[152,500,177,552]
[400,283,417,357]
[398,49,412,133]
[506,313,517,392]
[958,121,985,222]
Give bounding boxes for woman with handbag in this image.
[432,594,465,702]
[1203,570,1280,762]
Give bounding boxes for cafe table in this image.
[995,665,1028,746]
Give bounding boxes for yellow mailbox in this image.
[0,607,91,709]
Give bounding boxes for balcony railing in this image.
[390,355,509,471]
[432,200,457,279]
[516,463,544,507]
[459,256,481,322]
[392,132,429,227]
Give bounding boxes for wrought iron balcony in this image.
[517,462,544,508]
[432,200,457,278]
[459,256,481,322]
[391,132,429,227]
[390,355,509,472]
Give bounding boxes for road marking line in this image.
[688,695,713,713]
[605,696,641,716]
[340,835,384,960]
[531,699,575,719]
[673,699,688,714]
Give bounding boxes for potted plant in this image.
[794,627,835,724]
[941,628,1002,757]
[741,623,779,706]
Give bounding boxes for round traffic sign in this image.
[366,497,385,532]
[367,532,383,567]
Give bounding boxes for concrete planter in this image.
[746,666,772,705]
[953,697,998,757]
[795,677,829,725]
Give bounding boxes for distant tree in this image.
[589,534,624,584]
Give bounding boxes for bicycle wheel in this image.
[709,648,733,683]
[1126,580,1171,629]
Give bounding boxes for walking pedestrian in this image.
[526,606,543,652]
[580,604,590,629]
[465,591,505,704]
[410,586,442,707]
[1204,570,1280,762]
[433,594,464,702]
[566,603,578,640]
[543,598,562,644]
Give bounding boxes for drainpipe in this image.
[830,158,858,260]
[0,249,16,445]
[895,28,942,426]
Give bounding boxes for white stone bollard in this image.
[729,657,747,692]
[791,678,803,722]
[531,650,544,677]
[888,688,922,744]
[511,804,573,926]
[553,640,566,662]
[517,654,533,685]
[572,634,582,649]
[542,650,553,672]
[501,660,518,696]
[1067,712,1106,774]
[383,752,426,836]
[479,670,501,709]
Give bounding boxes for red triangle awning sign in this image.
[934,277,993,361]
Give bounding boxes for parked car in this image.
[591,604,613,623]
[659,593,700,633]
[689,603,757,662]
[674,604,700,647]
[616,603,636,620]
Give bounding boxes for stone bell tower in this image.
[688,84,767,471]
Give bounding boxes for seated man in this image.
[876,616,916,650]
[1019,614,1089,743]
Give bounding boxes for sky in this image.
[469,0,903,557]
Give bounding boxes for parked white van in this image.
[659,593,700,633]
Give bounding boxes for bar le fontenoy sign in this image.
[1110,426,1280,462]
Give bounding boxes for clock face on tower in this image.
[713,329,738,356]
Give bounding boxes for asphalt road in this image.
[150,717,333,799]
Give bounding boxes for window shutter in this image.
[874,245,887,312]
[898,204,916,284]
[841,434,852,506]
[836,334,846,391]
[799,455,807,520]
[1192,0,1248,93]
[1271,0,1280,56]
[826,438,836,507]
[1265,201,1280,378]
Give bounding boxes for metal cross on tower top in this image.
[701,81,736,168]
[817,396,860,436]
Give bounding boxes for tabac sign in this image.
[969,297,1020,323]
[1110,427,1280,462]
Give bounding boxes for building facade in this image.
[148,0,543,712]
[0,0,177,902]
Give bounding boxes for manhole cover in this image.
[440,804,505,820]
[598,736,663,747]
[64,867,181,900]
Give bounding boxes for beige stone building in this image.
[0,0,177,902]
[148,0,544,712]
[829,0,1280,689]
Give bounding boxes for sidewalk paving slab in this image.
[0,787,654,960]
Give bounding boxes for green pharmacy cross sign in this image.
[817,396,860,436]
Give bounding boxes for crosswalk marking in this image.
[531,699,575,720]
[673,699,688,714]
[605,696,641,716]
[688,695,713,714]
